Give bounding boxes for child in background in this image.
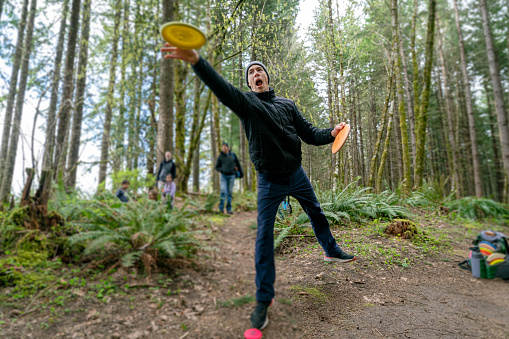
[162,174,176,209]
[115,180,130,202]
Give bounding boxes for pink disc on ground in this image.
[244,328,262,339]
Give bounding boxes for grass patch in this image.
[217,294,256,308]
[290,285,327,303]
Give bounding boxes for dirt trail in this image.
[1,210,509,338]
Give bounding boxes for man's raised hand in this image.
[160,43,200,65]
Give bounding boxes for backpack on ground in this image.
[459,230,509,280]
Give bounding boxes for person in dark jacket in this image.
[161,44,356,331]
[156,151,176,191]
[215,142,243,214]
[115,179,130,202]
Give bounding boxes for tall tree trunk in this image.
[66,0,92,189]
[326,0,339,189]
[437,18,461,197]
[157,0,175,165]
[377,99,395,193]
[237,19,248,192]
[410,0,419,170]
[0,0,29,185]
[174,61,189,191]
[42,0,69,171]
[210,100,219,191]
[452,0,482,197]
[0,0,37,202]
[484,81,504,201]
[398,22,416,160]
[368,69,394,189]
[193,138,200,192]
[113,0,131,173]
[97,0,121,189]
[211,83,222,191]
[479,0,509,190]
[351,86,358,180]
[181,84,211,195]
[147,52,159,177]
[327,73,335,188]
[392,0,412,194]
[413,0,436,189]
[53,0,81,180]
[356,89,365,185]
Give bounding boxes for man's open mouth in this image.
[256,79,263,87]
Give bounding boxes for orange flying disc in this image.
[160,22,207,50]
[331,124,351,154]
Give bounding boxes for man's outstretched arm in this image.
[160,44,249,118]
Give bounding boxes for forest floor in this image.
[1,207,509,338]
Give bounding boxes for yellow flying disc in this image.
[160,22,207,50]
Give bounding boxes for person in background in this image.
[115,179,130,202]
[156,151,177,191]
[215,142,243,214]
[162,174,176,209]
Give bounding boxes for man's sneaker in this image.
[324,251,356,263]
[227,211,233,215]
[250,300,271,330]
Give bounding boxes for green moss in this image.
[290,284,327,303]
[8,206,30,227]
[16,232,49,254]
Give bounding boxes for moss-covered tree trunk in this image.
[410,0,419,166]
[413,0,436,189]
[368,68,394,189]
[392,0,412,194]
[376,95,396,193]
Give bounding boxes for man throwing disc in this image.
[161,43,356,330]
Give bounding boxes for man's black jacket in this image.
[192,57,335,173]
[157,159,176,181]
[215,151,243,177]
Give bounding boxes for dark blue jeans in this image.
[219,174,236,212]
[255,167,342,302]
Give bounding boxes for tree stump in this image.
[17,168,63,230]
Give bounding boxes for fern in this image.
[445,197,509,220]
[68,199,199,271]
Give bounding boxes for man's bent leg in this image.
[290,167,342,257]
[255,173,288,302]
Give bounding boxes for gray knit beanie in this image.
[245,61,270,88]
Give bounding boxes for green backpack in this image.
[461,230,509,279]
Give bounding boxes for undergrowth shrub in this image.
[315,182,411,224]
[445,197,509,221]
[233,191,257,212]
[186,193,218,214]
[405,178,452,207]
[68,199,200,274]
